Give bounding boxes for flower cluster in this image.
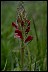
[12,2,33,43]
[12,18,33,43]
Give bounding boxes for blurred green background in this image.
[1,1,47,71]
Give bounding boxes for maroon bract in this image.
[21,20,24,27]
[15,29,23,39]
[25,20,30,34]
[25,36,33,43]
[27,20,30,25]
[25,28,30,34]
[12,22,18,29]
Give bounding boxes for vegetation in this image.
[1,1,47,71]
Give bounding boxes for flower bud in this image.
[25,36,33,43]
[12,22,18,29]
[21,20,24,26]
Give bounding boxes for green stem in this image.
[26,46,31,71]
[32,17,40,60]
[21,39,24,71]
[2,59,7,71]
[32,16,41,70]
[21,47,24,71]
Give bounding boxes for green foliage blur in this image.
[1,1,47,71]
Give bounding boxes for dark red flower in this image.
[14,33,21,38]
[25,19,30,34]
[27,20,30,25]
[25,26,30,34]
[21,20,24,26]
[28,26,30,29]
[25,28,29,34]
[25,36,33,43]
[25,19,30,25]
[15,29,23,39]
[12,22,18,29]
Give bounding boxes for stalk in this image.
[32,16,40,60]
[32,16,41,70]
[21,46,24,71]
[26,46,31,71]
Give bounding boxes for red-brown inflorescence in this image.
[12,1,33,44]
